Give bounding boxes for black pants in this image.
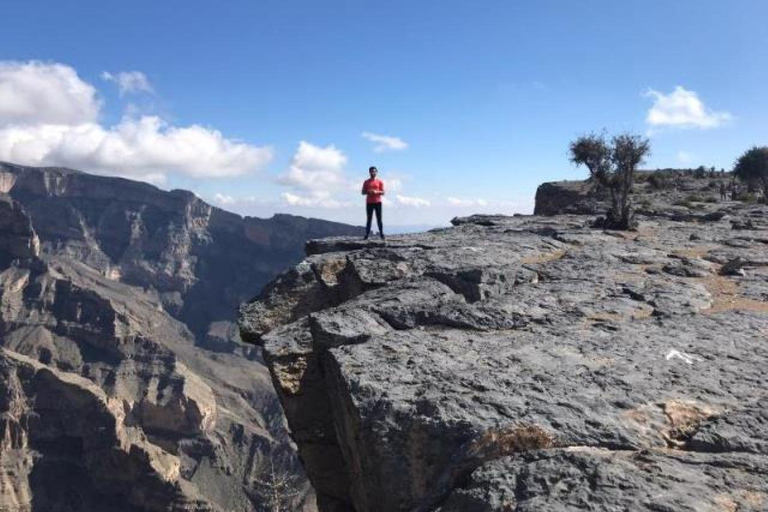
[366,203,383,235]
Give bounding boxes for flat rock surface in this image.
[240,202,768,512]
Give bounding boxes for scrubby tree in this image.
[733,146,768,203]
[570,132,651,230]
[252,458,300,512]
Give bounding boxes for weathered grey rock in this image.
[0,195,39,265]
[437,448,768,512]
[240,205,768,512]
[0,348,211,511]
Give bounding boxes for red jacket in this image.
[362,178,384,204]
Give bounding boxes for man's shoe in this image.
[363,234,369,240]
[380,233,385,240]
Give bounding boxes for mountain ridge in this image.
[0,161,363,511]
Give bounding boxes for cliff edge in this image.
[0,162,363,511]
[240,199,768,511]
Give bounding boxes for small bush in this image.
[469,424,555,461]
[734,191,759,203]
[685,194,704,202]
[648,172,672,190]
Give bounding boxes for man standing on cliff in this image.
[362,166,385,240]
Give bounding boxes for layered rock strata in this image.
[240,203,768,511]
[0,163,363,511]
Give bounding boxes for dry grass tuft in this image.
[662,399,719,448]
[587,306,654,324]
[470,424,555,461]
[670,245,719,259]
[700,276,768,314]
[713,494,738,512]
[520,249,567,265]
[742,491,766,508]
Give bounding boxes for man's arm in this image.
[361,182,367,195]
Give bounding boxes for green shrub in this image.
[734,191,759,203]
[648,171,672,190]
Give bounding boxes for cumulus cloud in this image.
[447,197,489,207]
[279,141,347,190]
[0,61,273,182]
[213,193,236,205]
[361,131,408,152]
[209,193,265,209]
[101,71,153,95]
[0,61,100,125]
[396,194,431,207]
[0,115,273,178]
[277,141,354,208]
[385,177,403,192]
[644,86,732,129]
[281,191,350,209]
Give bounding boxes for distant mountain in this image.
[0,162,363,511]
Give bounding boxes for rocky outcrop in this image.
[533,180,603,216]
[0,162,363,511]
[0,195,39,265]
[0,348,207,511]
[534,170,735,217]
[240,202,768,511]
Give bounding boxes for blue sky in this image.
[1,0,766,226]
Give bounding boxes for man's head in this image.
[369,166,378,178]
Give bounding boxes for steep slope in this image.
[240,202,768,511]
[0,161,363,346]
[0,162,363,511]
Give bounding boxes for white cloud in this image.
[213,193,236,205]
[279,141,347,190]
[644,86,732,129]
[0,61,273,182]
[0,116,273,179]
[447,197,489,207]
[396,194,431,207]
[277,142,354,208]
[281,191,350,209]
[0,61,100,125]
[386,177,403,192]
[361,131,408,152]
[101,71,153,95]
[136,172,167,186]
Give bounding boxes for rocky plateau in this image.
[240,172,768,511]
